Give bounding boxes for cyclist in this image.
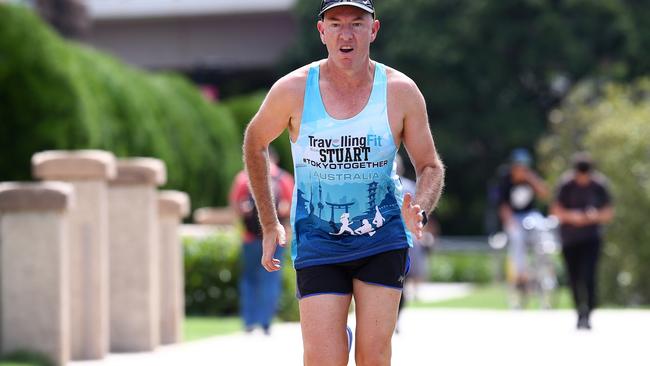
[498,148,549,308]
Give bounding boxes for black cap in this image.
[572,152,594,173]
[319,0,375,19]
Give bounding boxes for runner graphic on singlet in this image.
[330,212,355,236]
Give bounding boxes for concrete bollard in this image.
[108,158,166,352]
[0,182,74,366]
[193,207,235,226]
[32,150,116,360]
[158,191,190,345]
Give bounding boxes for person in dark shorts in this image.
[551,152,614,330]
[242,0,445,363]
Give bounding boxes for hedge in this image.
[221,91,293,173]
[183,228,300,321]
[0,4,241,207]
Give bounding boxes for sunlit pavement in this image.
[70,307,650,366]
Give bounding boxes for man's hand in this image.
[402,193,425,240]
[261,222,287,272]
[568,210,590,227]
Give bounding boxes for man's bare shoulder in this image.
[269,63,314,100]
[383,64,424,110]
[384,65,422,99]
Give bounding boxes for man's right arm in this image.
[243,72,303,271]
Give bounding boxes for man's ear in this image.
[370,19,380,43]
[317,21,326,45]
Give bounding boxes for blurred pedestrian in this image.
[229,148,294,334]
[551,152,613,330]
[498,148,550,308]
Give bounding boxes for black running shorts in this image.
[296,248,410,299]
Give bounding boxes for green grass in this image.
[408,285,574,310]
[183,316,242,342]
[0,350,53,366]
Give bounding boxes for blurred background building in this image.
[26,0,299,98]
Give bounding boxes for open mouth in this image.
[340,46,354,53]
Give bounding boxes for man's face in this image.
[317,6,379,67]
[575,171,592,186]
[511,164,529,182]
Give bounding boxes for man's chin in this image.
[330,55,365,68]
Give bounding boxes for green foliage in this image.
[428,252,495,284]
[221,92,294,173]
[183,316,241,341]
[287,0,650,234]
[183,228,300,321]
[409,285,574,310]
[0,350,53,366]
[278,252,300,321]
[539,78,650,305]
[183,230,242,315]
[0,5,241,207]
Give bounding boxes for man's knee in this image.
[354,330,392,366]
[303,346,348,366]
[355,342,391,366]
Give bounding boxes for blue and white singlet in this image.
[289,61,413,269]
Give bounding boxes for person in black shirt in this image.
[551,152,614,330]
[498,148,550,308]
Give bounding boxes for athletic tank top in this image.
[289,61,412,269]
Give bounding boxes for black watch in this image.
[420,210,428,226]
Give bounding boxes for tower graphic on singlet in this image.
[317,179,324,219]
[367,182,378,214]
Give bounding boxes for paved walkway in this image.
[71,307,649,366]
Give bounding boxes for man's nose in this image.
[339,25,354,40]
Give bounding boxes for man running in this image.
[243,1,444,364]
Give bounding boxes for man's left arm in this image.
[589,182,614,224]
[400,79,445,238]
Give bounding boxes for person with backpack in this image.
[229,148,294,334]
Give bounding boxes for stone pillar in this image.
[158,191,190,345]
[0,182,74,366]
[193,207,235,225]
[108,158,166,352]
[32,150,116,361]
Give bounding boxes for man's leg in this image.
[507,223,528,307]
[562,244,583,322]
[583,240,601,320]
[299,294,352,366]
[353,280,401,366]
